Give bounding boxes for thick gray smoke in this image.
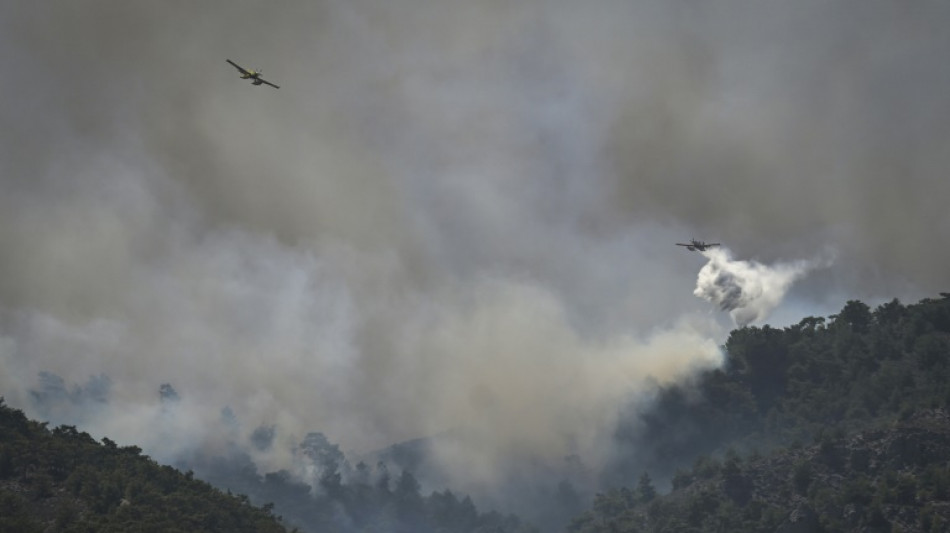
[1,0,948,522]
[694,248,831,327]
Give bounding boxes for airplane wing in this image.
[226,59,251,75]
[259,78,280,89]
[676,243,691,246]
[707,243,720,247]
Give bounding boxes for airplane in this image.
[226,59,280,89]
[676,239,720,252]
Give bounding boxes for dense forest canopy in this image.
[574,294,950,532]
[0,398,287,533]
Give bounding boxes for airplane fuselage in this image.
[227,60,279,89]
[676,240,719,252]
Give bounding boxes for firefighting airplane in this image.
[226,59,280,89]
[676,240,720,252]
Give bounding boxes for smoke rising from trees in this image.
[1,0,948,524]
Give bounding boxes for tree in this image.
[427,489,461,530]
[298,432,344,473]
[637,472,656,503]
[250,425,275,451]
[393,470,425,528]
[873,298,905,326]
[836,300,872,333]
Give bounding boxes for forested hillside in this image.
[0,398,287,533]
[6,294,949,532]
[0,396,536,533]
[575,294,950,532]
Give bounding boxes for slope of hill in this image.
[183,433,539,533]
[574,294,950,532]
[3,383,539,533]
[0,398,288,533]
[571,410,950,532]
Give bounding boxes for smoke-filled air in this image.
[1,0,948,530]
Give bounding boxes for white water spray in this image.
[694,248,831,326]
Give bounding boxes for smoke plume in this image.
[1,0,948,526]
[694,248,830,327]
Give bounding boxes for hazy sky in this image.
[1,0,948,499]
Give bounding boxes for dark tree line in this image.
[573,294,950,532]
[609,294,950,486]
[0,397,287,533]
[1,393,537,533]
